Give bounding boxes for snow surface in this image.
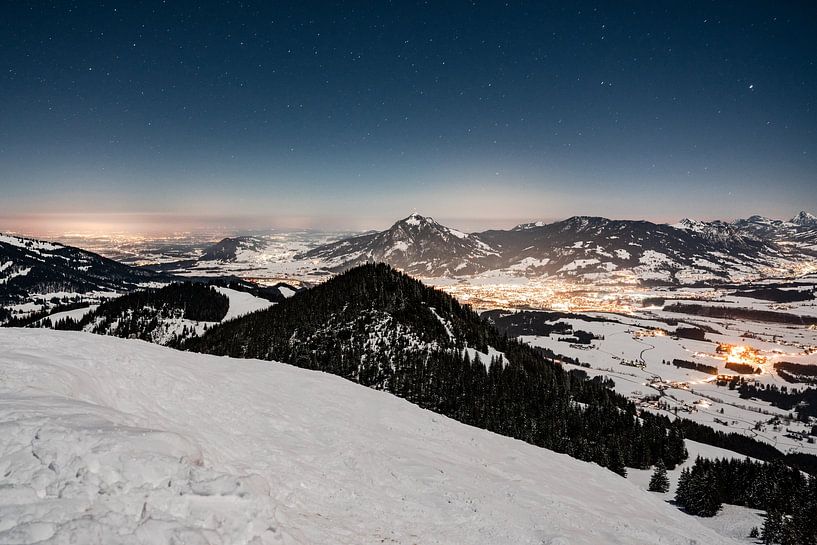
[628,441,764,543]
[277,286,296,298]
[0,329,740,545]
[214,287,275,322]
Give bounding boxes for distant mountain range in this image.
[4,209,815,311]
[290,212,817,284]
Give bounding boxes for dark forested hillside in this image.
[0,234,160,306]
[186,263,687,473]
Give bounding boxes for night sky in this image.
[1,1,816,232]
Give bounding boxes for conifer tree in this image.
[648,459,670,493]
[608,443,627,477]
[688,470,721,517]
[675,467,692,506]
[762,511,783,544]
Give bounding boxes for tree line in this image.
[675,456,816,544]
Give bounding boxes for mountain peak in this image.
[398,212,438,228]
[299,214,497,276]
[745,214,772,223]
[674,218,705,232]
[791,211,817,226]
[559,215,610,232]
[512,220,547,231]
[390,213,479,245]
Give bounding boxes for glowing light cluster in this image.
[716,344,767,367]
[432,278,646,312]
[635,328,668,338]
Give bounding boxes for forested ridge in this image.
[186,263,687,474]
[51,283,229,345]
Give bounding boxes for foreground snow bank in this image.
[0,329,738,545]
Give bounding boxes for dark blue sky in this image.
[1,1,815,232]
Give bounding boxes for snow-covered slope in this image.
[790,211,817,227]
[197,236,266,262]
[214,286,275,321]
[0,329,738,545]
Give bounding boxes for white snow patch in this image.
[509,257,551,271]
[0,234,62,251]
[465,345,506,369]
[558,258,600,272]
[429,307,454,340]
[214,287,274,321]
[277,286,296,298]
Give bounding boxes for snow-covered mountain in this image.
[198,236,266,262]
[297,212,817,284]
[0,328,739,545]
[0,233,160,307]
[673,218,749,245]
[297,213,500,276]
[482,215,776,284]
[791,211,817,227]
[731,213,817,255]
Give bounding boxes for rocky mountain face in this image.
[295,212,817,284]
[791,211,817,227]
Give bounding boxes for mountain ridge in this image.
[290,211,817,283]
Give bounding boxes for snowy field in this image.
[517,297,817,456]
[0,329,740,545]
